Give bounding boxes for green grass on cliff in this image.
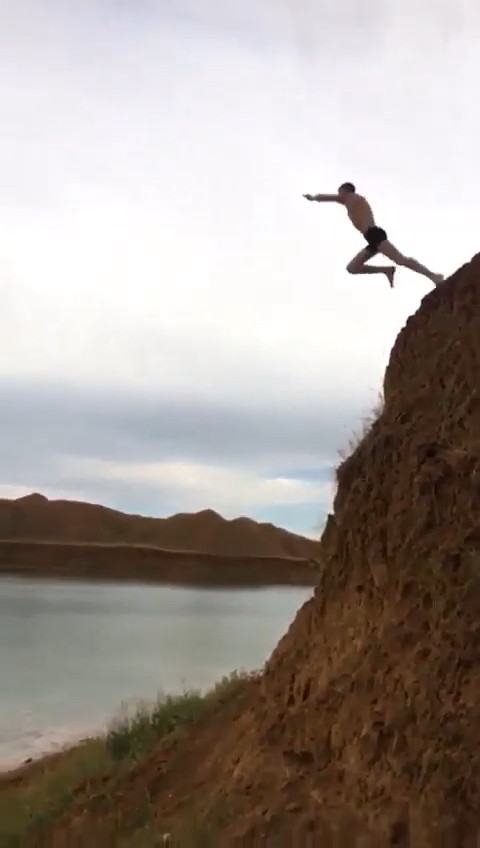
[0,671,251,847]
[105,671,245,762]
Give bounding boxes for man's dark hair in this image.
[338,181,356,193]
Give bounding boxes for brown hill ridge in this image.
[43,251,480,843]
[0,495,319,559]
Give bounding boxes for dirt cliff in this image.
[40,253,480,844]
[0,495,319,558]
[0,540,317,586]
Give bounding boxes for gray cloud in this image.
[0,378,346,528]
[0,377,358,479]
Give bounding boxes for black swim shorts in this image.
[364,225,387,256]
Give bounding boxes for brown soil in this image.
[9,253,480,845]
[0,497,320,585]
[0,540,318,586]
[0,496,319,558]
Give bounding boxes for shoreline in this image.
[0,732,105,788]
[0,728,98,779]
[0,561,313,777]
[0,539,319,587]
[0,672,255,846]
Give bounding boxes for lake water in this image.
[0,576,312,770]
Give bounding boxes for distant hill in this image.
[0,494,320,559]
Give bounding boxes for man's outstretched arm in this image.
[303,192,340,202]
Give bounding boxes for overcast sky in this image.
[0,0,478,536]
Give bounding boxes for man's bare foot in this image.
[431,273,444,286]
[385,266,396,288]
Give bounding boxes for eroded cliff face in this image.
[43,255,480,846]
[207,253,480,844]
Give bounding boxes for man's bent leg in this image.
[346,248,395,287]
[380,240,444,285]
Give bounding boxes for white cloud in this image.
[0,484,92,503]
[60,456,334,516]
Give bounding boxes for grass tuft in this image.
[106,670,250,762]
[0,670,252,846]
[337,391,384,462]
[106,690,206,761]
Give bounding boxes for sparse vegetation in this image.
[106,690,205,761]
[0,671,252,847]
[0,738,111,846]
[337,391,385,462]
[106,671,248,761]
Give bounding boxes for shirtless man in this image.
[303,182,444,288]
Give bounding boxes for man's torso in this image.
[344,194,376,234]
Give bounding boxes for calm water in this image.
[0,576,312,769]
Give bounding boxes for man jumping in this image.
[303,182,444,288]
